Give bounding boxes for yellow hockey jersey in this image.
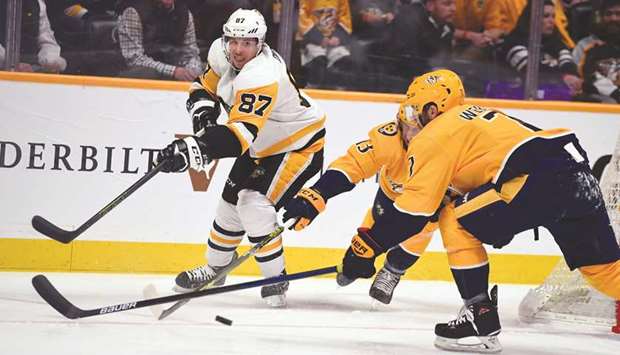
[453,0,506,33]
[395,104,572,216]
[190,38,325,158]
[328,121,409,201]
[298,0,353,38]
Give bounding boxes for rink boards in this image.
[1,72,620,284]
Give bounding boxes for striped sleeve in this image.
[506,45,528,72]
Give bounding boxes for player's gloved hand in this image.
[157,136,210,173]
[337,228,383,286]
[186,93,221,134]
[282,187,326,231]
[430,189,458,222]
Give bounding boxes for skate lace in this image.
[187,265,216,282]
[448,305,474,327]
[373,269,401,294]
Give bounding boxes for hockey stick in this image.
[31,161,168,243]
[32,265,339,320]
[158,220,294,320]
[31,129,211,244]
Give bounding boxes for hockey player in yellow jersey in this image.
[287,68,620,353]
[156,9,326,307]
[281,96,442,304]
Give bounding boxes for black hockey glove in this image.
[186,92,221,134]
[157,136,210,173]
[337,228,383,286]
[282,188,326,231]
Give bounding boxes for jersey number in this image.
[239,93,273,116]
[355,140,373,153]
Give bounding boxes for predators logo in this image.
[378,122,398,136]
[387,176,403,193]
[425,75,440,85]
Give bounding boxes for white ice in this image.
[1,272,618,355]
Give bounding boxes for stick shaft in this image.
[31,162,166,243]
[32,266,338,319]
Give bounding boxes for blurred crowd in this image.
[1,0,619,103]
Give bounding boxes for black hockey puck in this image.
[215,315,233,326]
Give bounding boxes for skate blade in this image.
[369,299,387,311]
[263,295,287,308]
[434,335,502,354]
[369,291,392,306]
[172,284,195,293]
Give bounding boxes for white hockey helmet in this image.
[223,8,267,45]
[223,8,267,41]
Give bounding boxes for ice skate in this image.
[261,272,289,307]
[174,252,238,292]
[434,286,502,353]
[369,266,403,304]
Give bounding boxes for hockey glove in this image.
[157,136,210,173]
[282,188,327,231]
[337,228,383,286]
[186,92,221,134]
[430,190,455,222]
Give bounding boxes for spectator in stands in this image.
[452,0,507,59]
[494,0,576,49]
[352,0,396,45]
[574,0,616,65]
[116,0,203,81]
[0,0,67,73]
[298,0,354,88]
[575,0,620,103]
[46,1,116,35]
[385,0,455,88]
[561,0,594,42]
[348,0,397,91]
[45,1,121,76]
[499,0,583,98]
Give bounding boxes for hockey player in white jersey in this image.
[156,9,326,307]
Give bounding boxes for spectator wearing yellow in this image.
[298,0,354,88]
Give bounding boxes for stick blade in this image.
[31,215,78,243]
[159,298,190,320]
[142,284,165,318]
[32,275,84,319]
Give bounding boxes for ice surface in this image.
[1,272,618,355]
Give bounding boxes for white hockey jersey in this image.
[190,38,325,158]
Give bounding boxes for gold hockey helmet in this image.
[398,69,465,128]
